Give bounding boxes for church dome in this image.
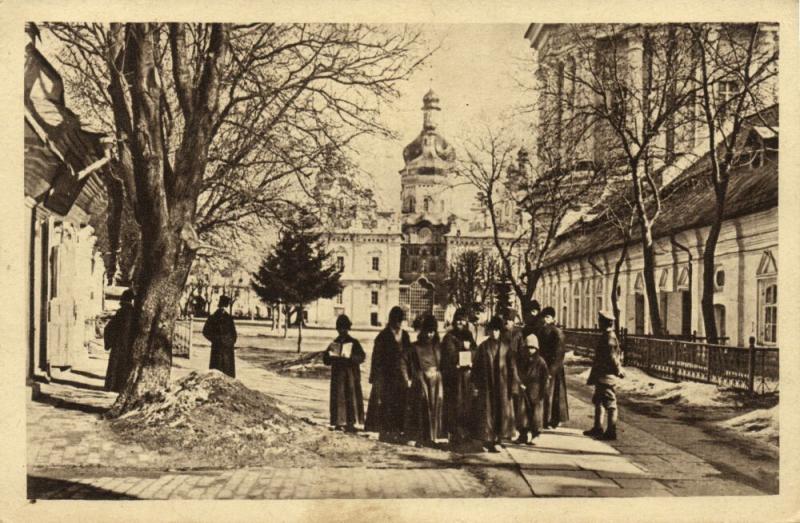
[402,90,456,165]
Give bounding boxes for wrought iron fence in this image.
[564,329,778,395]
[173,317,193,358]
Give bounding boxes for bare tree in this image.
[557,24,699,335]
[686,23,778,342]
[45,23,430,414]
[459,125,605,324]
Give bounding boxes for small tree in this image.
[445,249,499,334]
[251,211,342,352]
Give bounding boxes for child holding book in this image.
[323,314,366,432]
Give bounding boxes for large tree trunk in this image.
[640,227,664,336]
[296,305,303,353]
[611,239,630,337]
[518,269,542,326]
[701,215,724,343]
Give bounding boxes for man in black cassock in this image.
[104,289,136,392]
[441,307,477,444]
[539,306,569,429]
[365,306,412,442]
[203,295,238,378]
[323,314,366,432]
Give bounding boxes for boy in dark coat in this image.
[441,307,478,444]
[323,314,366,432]
[473,316,519,452]
[515,333,550,444]
[104,289,135,392]
[365,306,412,441]
[539,306,569,429]
[203,296,238,377]
[584,310,625,440]
[405,314,445,447]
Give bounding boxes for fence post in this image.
[706,343,712,383]
[747,336,756,394]
[673,342,679,381]
[188,315,193,359]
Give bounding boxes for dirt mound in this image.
[266,351,330,378]
[109,370,451,469]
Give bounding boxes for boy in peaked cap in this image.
[584,310,625,440]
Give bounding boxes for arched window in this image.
[713,304,726,339]
[404,195,416,213]
[572,282,581,328]
[423,196,432,212]
[595,278,604,322]
[757,251,778,344]
[582,280,591,328]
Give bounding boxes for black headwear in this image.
[488,316,504,330]
[336,314,352,330]
[120,289,135,303]
[218,295,231,308]
[541,306,556,318]
[453,307,468,322]
[421,313,438,333]
[531,300,541,312]
[388,306,405,324]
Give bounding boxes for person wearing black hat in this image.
[538,306,569,429]
[441,307,478,445]
[404,313,445,447]
[365,306,412,441]
[522,300,543,338]
[584,310,625,440]
[473,315,518,452]
[104,289,136,392]
[323,314,366,432]
[203,295,238,377]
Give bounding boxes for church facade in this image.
[307,90,512,328]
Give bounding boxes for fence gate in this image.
[405,278,434,322]
[172,317,193,358]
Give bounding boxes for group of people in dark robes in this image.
[322,301,572,452]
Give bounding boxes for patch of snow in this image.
[583,366,729,407]
[719,406,779,446]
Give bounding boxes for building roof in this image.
[541,122,778,269]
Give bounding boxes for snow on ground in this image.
[719,406,779,446]
[577,366,730,407]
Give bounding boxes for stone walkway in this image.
[26,341,766,499]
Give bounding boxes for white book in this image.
[341,342,353,359]
[458,350,472,367]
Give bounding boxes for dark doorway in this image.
[634,293,645,335]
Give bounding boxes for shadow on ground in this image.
[28,475,138,500]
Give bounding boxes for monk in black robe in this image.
[539,306,569,428]
[365,306,412,441]
[473,316,519,452]
[405,314,445,447]
[203,296,237,378]
[441,308,477,444]
[323,314,366,431]
[104,289,135,392]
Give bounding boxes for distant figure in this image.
[405,314,445,447]
[441,307,477,444]
[522,300,543,338]
[203,296,237,378]
[515,333,550,444]
[473,316,519,452]
[539,306,569,429]
[323,314,366,432]
[365,306,412,442]
[104,289,136,392]
[584,311,625,440]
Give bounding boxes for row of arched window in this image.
[403,195,445,213]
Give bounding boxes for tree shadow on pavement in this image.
[69,369,107,381]
[28,475,138,500]
[49,377,108,393]
[33,392,109,416]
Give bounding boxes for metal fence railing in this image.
[172,317,193,358]
[564,329,779,395]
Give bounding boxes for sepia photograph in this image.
[3,0,799,520]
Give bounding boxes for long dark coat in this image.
[472,336,519,442]
[203,308,237,378]
[441,328,477,442]
[404,337,445,443]
[516,350,550,434]
[365,327,411,436]
[539,323,569,427]
[505,327,529,433]
[103,303,135,392]
[322,333,366,427]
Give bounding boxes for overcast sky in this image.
[354,23,534,211]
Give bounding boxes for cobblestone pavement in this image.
[26,341,767,499]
